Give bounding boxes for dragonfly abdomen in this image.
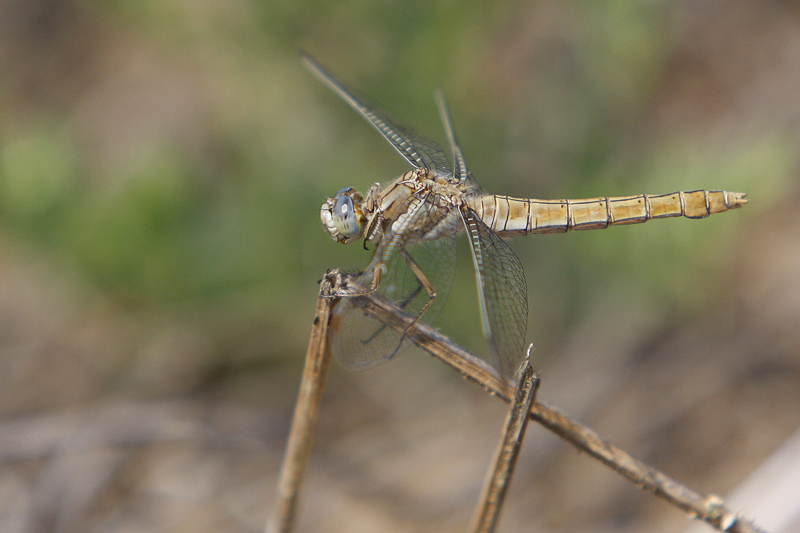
[474,190,748,236]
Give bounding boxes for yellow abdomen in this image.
[471,190,748,237]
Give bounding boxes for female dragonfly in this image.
[305,54,747,381]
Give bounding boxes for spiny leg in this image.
[360,283,424,346]
[356,251,432,353]
[385,248,438,359]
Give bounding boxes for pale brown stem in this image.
[267,272,338,533]
[471,349,540,533]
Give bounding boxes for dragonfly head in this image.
[321,187,366,244]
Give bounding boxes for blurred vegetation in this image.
[0,0,794,383]
[3,4,800,531]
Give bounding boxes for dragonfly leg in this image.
[369,261,387,291]
[386,248,438,359]
[344,251,433,358]
[400,248,437,303]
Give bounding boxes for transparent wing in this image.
[435,90,525,377]
[461,206,528,379]
[434,89,481,193]
[331,232,457,370]
[303,54,452,178]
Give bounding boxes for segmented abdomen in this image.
[472,190,748,236]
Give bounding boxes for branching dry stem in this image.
[269,270,767,533]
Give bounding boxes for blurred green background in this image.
[0,1,798,532]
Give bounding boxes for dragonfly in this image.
[305,54,748,381]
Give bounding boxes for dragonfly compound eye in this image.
[333,195,361,240]
[320,187,365,244]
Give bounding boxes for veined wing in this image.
[461,205,528,380]
[303,54,452,178]
[330,204,458,370]
[435,87,528,379]
[434,89,481,192]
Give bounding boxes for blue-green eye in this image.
[331,188,364,241]
[333,195,357,235]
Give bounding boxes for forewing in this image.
[461,207,528,379]
[434,90,481,193]
[303,54,452,178]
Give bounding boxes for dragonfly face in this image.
[321,187,366,245]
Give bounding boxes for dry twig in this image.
[270,270,767,533]
[268,274,339,533]
[471,348,540,533]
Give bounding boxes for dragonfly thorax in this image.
[321,169,464,247]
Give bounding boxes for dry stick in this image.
[471,349,540,533]
[341,272,768,533]
[268,273,339,533]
